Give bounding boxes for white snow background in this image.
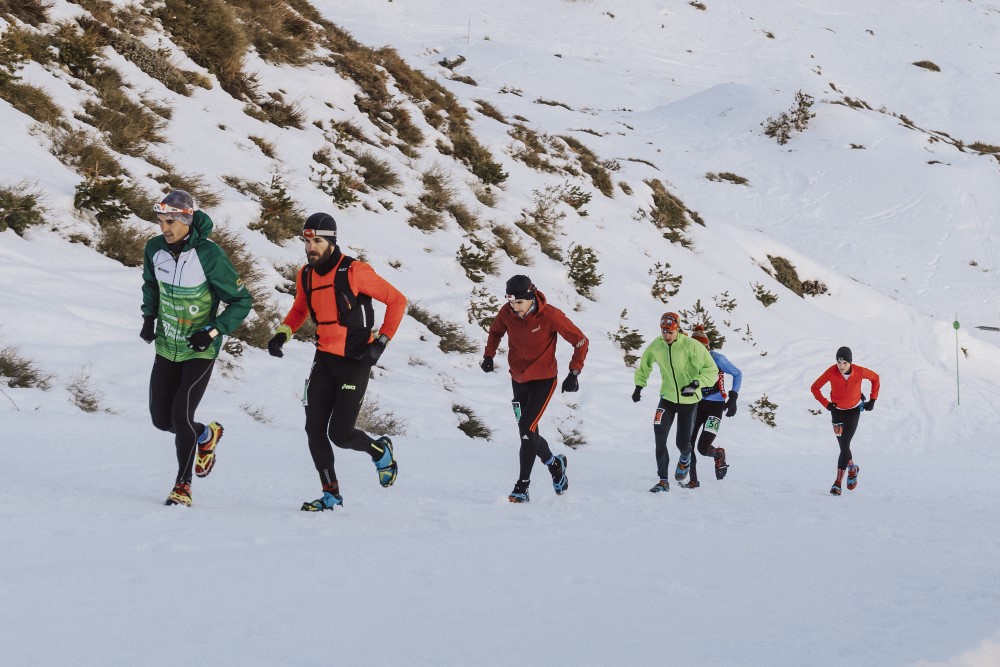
[2,1,1000,665]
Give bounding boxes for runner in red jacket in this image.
[810,346,880,495]
[481,275,589,503]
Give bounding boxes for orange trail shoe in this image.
[165,482,192,506]
[714,447,729,480]
[195,422,224,478]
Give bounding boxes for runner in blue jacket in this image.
[683,326,742,487]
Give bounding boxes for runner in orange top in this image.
[267,212,407,511]
[810,346,880,495]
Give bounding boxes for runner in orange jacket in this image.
[267,212,407,511]
[810,346,880,495]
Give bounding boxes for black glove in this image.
[480,356,494,373]
[680,380,700,397]
[561,371,579,393]
[725,390,738,417]
[864,398,876,412]
[632,386,642,402]
[186,327,215,352]
[267,331,288,358]
[361,335,389,366]
[826,402,836,411]
[140,316,155,344]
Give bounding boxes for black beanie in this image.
[836,346,852,363]
[505,275,535,300]
[303,212,337,240]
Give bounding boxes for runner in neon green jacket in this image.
[632,312,718,492]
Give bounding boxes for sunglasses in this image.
[661,316,679,331]
[153,202,194,216]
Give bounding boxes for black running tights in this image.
[652,399,697,480]
[304,351,380,488]
[831,406,862,469]
[149,355,214,484]
[688,399,725,483]
[511,377,557,481]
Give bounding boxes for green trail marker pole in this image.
[954,317,961,405]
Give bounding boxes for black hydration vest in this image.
[301,255,374,357]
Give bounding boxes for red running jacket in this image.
[811,364,880,409]
[484,290,588,383]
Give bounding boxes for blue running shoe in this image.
[301,491,343,512]
[649,479,670,493]
[674,456,691,481]
[846,463,860,491]
[508,479,530,503]
[372,436,397,487]
[548,454,568,495]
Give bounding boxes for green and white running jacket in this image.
[141,211,253,361]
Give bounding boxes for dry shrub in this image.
[151,169,223,211]
[0,181,46,235]
[0,345,53,389]
[75,14,192,95]
[355,152,401,191]
[154,0,251,98]
[211,226,277,349]
[97,220,155,266]
[766,255,827,297]
[0,80,64,126]
[491,223,531,265]
[356,395,408,436]
[80,68,167,156]
[244,175,305,243]
[559,135,614,197]
[228,0,319,65]
[0,0,51,25]
[452,404,491,439]
[644,178,702,248]
[407,303,477,354]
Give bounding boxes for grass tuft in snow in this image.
[452,403,491,439]
[408,303,478,354]
[356,395,408,436]
[0,346,53,389]
[766,255,828,298]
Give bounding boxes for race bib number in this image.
[511,401,522,423]
[706,416,721,435]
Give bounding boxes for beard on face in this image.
[307,240,334,267]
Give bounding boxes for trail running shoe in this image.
[194,421,224,478]
[846,463,860,491]
[508,480,530,503]
[548,454,568,495]
[682,479,701,489]
[373,436,397,488]
[649,480,670,493]
[165,482,192,507]
[301,491,343,512]
[674,456,691,481]
[714,447,729,480]
[830,483,842,496]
